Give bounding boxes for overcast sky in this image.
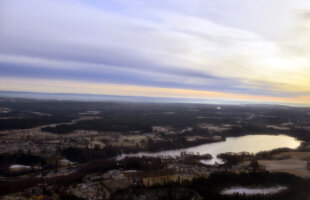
[1,0,310,104]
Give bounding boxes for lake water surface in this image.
[117,135,301,164]
[221,186,287,195]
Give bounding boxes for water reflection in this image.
[200,158,224,165]
[221,186,287,195]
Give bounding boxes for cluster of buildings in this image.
[0,136,90,157]
[67,170,132,200]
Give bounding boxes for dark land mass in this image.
[0,98,310,199]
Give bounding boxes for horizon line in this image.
[0,90,309,108]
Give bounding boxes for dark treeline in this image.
[0,116,74,130]
[217,152,255,168]
[62,146,119,163]
[288,127,310,143]
[76,157,166,174]
[146,136,215,152]
[42,117,153,133]
[255,148,293,160]
[0,152,44,166]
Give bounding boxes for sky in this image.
[1,0,310,105]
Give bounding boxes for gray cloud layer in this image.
[1,0,310,98]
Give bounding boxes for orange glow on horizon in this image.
[0,77,309,106]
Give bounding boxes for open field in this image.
[259,159,310,178]
[273,152,310,161]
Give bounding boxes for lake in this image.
[117,134,301,164]
[221,186,287,195]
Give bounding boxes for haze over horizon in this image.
[1,0,310,105]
